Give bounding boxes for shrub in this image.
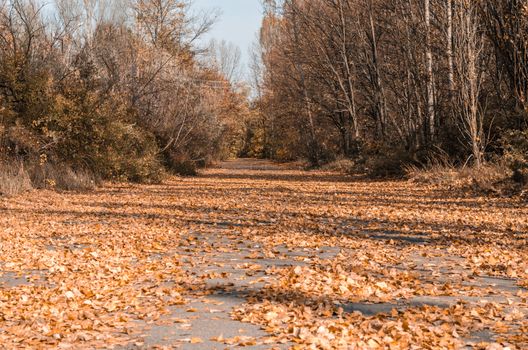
[406,162,510,185]
[54,168,98,191]
[366,149,414,178]
[170,160,198,176]
[102,124,165,183]
[405,163,458,185]
[501,129,528,184]
[320,158,357,174]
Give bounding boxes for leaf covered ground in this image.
[0,159,527,349]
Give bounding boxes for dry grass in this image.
[27,163,97,192]
[405,162,513,193]
[320,158,357,174]
[0,162,33,196]
[1,161,97,195]
[53,167,98,191]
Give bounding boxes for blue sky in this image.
[192,0,263,77]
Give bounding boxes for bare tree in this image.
[454,0,486,166]
[207,39,242,84]
[480,0,528,119]
[446,0,455,95]
[425,0,436,141]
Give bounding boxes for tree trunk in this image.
[425,0,435,142]
[291,9,319,165]
[447,0,455,95]
[368,9,387,138]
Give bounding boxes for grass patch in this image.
[27,163,98,192]
[0,162,33,196]
[404,161,522,196]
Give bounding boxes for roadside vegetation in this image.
[244,0,527,194]
[2,0,526,198]
[0,0,250,195]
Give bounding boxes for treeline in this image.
[247,0,528,179]
[0,0,248,192]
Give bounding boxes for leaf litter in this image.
[0,159,526,349]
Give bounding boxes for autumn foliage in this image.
[248,0,528,181]
[0,0,248,193]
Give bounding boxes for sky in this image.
[192,0,263,78]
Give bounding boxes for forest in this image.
[244,0,528,184]
[1,0,527,195]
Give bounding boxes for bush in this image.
[0,162,33,196]
[501,129,528,184]
[405,159,516,196]
[105,124,165,183]
[170,160,198,176]
[365,149,414,178]
[405,163,457,185]
[320,158,357,174]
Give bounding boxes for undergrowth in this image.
[0,162,32,196]
[0,161,102,196]
[404,161,525,197]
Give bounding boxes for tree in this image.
[453,0,486,166]
[250,0,527,172]
[1,0,247,185]
[207,39,242,84]
[425,0,436,141]
[480,0,528,124]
